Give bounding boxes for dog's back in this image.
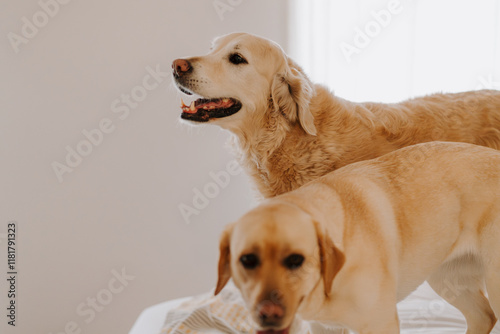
[373,89,500,149]
[328,142,500,254]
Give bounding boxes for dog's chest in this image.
[245,149,331,197]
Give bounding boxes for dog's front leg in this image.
[320,280,400,334]
[356,313,400,334]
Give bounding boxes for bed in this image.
[129,282,500,334]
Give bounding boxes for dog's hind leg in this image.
[427,255,497,334]
[485,266,500,331]
[483,221,500,330]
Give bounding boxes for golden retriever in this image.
[172,32,500,198]
[214,142,500,334]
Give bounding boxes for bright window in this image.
[288,0,500,102]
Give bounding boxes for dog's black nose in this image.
[172,58,192,78]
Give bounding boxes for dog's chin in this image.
[178,96,242,123]
[255,317,293,334]
[256,326,291,334]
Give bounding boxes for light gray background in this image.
[0,1,287,333]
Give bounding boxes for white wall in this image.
[0,1,288,333]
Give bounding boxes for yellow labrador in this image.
[172,32,500,198]
[215,142,500,334]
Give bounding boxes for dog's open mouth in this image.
[180,97,242,122]
[256,327,290,334]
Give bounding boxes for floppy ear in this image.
[313,221,345,297]
[214,223,234,295]
[271,58,317,135]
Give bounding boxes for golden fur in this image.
[216,142,500,334]
[173,32,500,198]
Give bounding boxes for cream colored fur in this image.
[174,33,500,198]
[216,142,500,334]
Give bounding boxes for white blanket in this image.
[158,282,500,334]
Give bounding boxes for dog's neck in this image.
[229,99,316,198]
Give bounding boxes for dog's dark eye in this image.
[229,53,247,65]
[240,254,259,269]
[283,254,304,270]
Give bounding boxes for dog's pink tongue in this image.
[256,328,289,334]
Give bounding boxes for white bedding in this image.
[129,282,500,334]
